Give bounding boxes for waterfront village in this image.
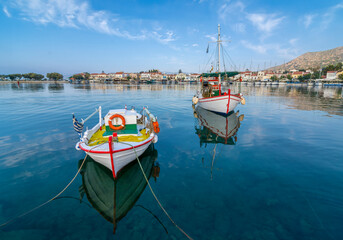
[1,64,343,83]
[80,68,343,83]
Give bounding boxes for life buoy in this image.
[108,114,126,130]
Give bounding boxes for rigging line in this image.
[203,47,216,73]
[221,43,227,73]
[223,48,236,71]
[0,154,88,228]
[135,205,168,234]
[53,196,93,208]
[223,47,237,71]
[120,141,193,240]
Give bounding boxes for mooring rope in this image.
[121,141,193,240]
[0,154,88,228]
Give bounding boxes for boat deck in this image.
[88,125,150,146]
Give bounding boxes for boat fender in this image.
[153,134,158,143]
[109,114,126,130]
[241,96,246,105]
[192,96,198,105]
[75,142,81,150]
[153,121,160,134]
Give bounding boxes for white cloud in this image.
[241,40,299,59]
[303,14,316,28]
[151,30,176,44]
[241,40,267,54]
[289,38,298,46]
[246,13,285,33]
[7,0,175,43]
[3,6,11,17]
[321,3,343,29]
[205,34,217,42]
[218,1,245,21]
[234,23,246,33]
[192,43,199,47]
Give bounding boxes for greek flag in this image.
[73,114,83,135]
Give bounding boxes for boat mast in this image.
[217,24,221,86]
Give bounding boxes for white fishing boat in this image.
[74,106,159,178]
[192,24,245,115]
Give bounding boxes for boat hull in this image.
[79,134,156,176]
[198,94,241,114]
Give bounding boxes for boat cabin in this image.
[104,109,139,136]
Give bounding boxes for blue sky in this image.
[1,0,343,75]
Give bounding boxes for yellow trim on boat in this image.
[88,126,150,146]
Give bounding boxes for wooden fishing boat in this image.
[79,146,159,232]
[75,106,160,178]
[192,24,245,115]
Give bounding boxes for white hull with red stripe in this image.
[198,94,241,114]
[79,134,156,176]
[75,107,160,177]
[196,106,240,139]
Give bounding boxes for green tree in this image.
[7,74,22,80]
[270,75,278,81]
[286,75,292,81]
[311,71,320,79]
[84,72,90,80]
[339,74,343,80]
[72,74,84,80]
[47,72,63,81]
[303,74,311,81]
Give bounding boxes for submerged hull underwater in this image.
[79,146,158,224]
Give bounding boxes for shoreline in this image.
[0,80,69,84]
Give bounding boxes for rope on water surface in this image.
[0,154,88,228]
[121,141,193,240]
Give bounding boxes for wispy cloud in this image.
[303,14,316,28]
[6,0,175,43]
[218,1,245,21]
[289,38,298,46]
[241,40,299,59]
[246,13,285,34]
[3,6,11,17]
[321,2,343,30]
[151,30,176,44]
[205,34,217,42]
[192,43,199,47]
[241,40,267,54]
[218,1,284,36]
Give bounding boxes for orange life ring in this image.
[108,114,126,130]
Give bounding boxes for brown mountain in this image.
[269,46,343,71]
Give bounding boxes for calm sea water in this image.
[0,83,343,240]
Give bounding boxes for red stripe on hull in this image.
[79,137,154,154]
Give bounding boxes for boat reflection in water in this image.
[194,106,244,179]
[78,145,159,233]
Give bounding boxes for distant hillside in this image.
[269,46,343,71]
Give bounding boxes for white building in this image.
[326,71,337,80]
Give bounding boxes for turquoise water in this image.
[0,83,343,239]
